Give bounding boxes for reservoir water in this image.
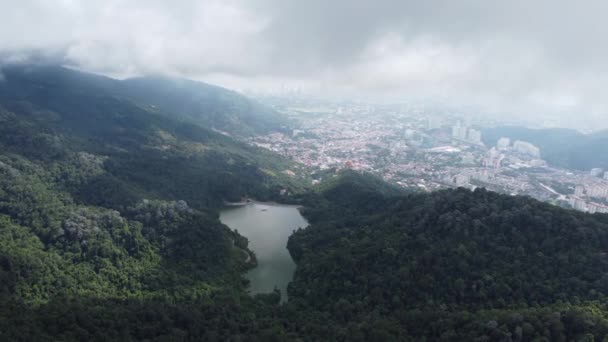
[219,202,308,301]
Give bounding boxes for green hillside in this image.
[287,183,608,340]
[483,126,608,171]
[0,64,306,338]
[122,76,290,137]
[1,64,289,137]
[2,65,608,340]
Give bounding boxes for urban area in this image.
[249,97,608,214]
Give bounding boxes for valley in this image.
[0,64,608,341]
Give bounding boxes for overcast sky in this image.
[1,0,607,129]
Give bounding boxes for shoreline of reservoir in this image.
[223,198,303,208]
[219,202,309,302]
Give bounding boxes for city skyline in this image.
[249,96,608,214]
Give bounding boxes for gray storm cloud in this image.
[0,0,607,129]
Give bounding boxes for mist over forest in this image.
[2,1,608,341]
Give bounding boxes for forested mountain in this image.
[483,125,608,170]
[287,177,608,340]
[0,64,289,137]
[0,64,306,339]
[121,76,289,137]
[2,65,608,340]
[0,65,304,206]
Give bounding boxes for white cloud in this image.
[1,0,608,129]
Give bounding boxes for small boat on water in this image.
[260,208,268,211]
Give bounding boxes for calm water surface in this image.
[219,202,308,301]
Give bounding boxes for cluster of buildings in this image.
[451,122,482,145]
[250,98,608,214]
[568,170,608,213]
[512,141,541,158]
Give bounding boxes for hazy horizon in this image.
[1,1,608,130]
